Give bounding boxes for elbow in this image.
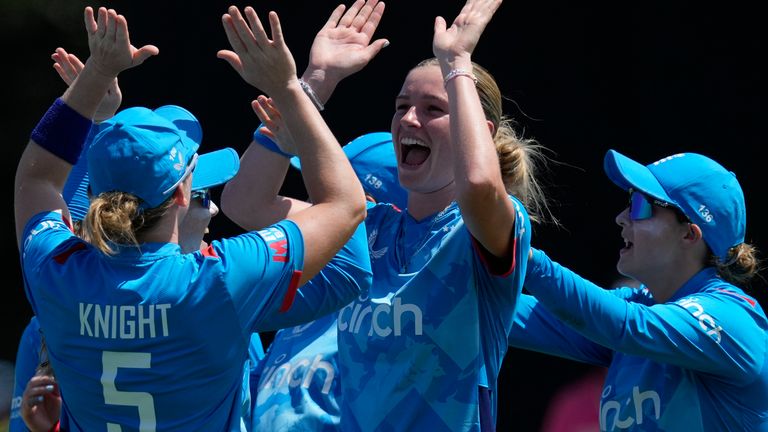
[219,183,246,227]
[349,191,368,226]
[457,174,499,205]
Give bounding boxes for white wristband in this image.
[443,69,478,87]
[299,79,325,111]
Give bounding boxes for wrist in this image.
[253,125,294,158]
[298,78,325,111]
[299,70,339,107]
[31,98,92,165]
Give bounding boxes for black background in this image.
[2,1,765,430]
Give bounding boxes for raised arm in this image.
[300,0,388,107]
[433,0,515,258]
[51,47,122,122]
[14,7,157,245]
[217,6,366,284]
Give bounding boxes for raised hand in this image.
[251,95,298,155]
[83,7,158,78]
[433,0,502,62]
[52,47,122,122]
[306,0,388,83]
[217,6,297,95]
[20,374,61,432]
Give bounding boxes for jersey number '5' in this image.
[102,351,157,431]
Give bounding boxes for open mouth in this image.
[400,137,431,167]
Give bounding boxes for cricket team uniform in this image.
[510,248,768,431]
[338,198,531,431]
[20,213,370,431]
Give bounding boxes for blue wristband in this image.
[253,125,294,158]
[31,98,92,165]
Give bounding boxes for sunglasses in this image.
[627,188,672,221]
[191,189,211,209]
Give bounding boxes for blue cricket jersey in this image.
[514,248,768,431]
[19,212,371,432]
[249,313,340,431]
[10,317,41,432]
[338,198,531,431]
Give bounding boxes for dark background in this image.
[2,1,765,430]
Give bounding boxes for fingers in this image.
[324,4,347,29]
[243,6,268,46]
[338,0,365,27]
[96,7,108,38]
[228,6,258,52]
[267,11,283,44]
[350,0,379,31]
[84,7,97,35]
[22,376,58,407]
[360,1,385,38]
[221,13,247,55]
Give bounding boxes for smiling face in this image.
[390,64,455,195]
[615,204,690,288]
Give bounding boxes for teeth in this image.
[401,137,427,147]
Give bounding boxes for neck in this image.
[642,262,705,303]
[406,181,455,221]
[137,207,182,246]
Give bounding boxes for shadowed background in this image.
[2,1,765,430]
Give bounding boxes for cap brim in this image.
[192,147,240,190]
[289,132,394,172]
[154,105,203,145]
[603,149,671,202]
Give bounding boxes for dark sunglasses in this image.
[627,188,673,221]
[191,189,211,209]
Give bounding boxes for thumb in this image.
[434,16,447,33]
[364,38,390,59]
[132,45,159,66]
[217,50,244,73]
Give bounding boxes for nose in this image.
[400,106,420,127]
[209,201,220,217]
[616,206,630,227]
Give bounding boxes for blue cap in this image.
[88,105,239,209]
[290,132,408,209]
[604,150,746,260]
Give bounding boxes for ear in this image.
[486,120,496,137]
[172,186,190,208]
[683,222,703,242]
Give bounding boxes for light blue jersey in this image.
[10,317,41,432]
[513,248,768,431]
[338,198,531,431]
[20,212,371,432]
[249,313,340,431]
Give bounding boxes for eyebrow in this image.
[395,94,448,104]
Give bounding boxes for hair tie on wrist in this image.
[253,125,294,158]
[443,69,478,87]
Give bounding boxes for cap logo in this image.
[652,153,685,166]
[170,147,184,171]
[698,204,714,223]
[363,173,383,190]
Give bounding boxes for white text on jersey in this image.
[79,303,171,339]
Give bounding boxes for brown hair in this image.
[415,58,556,224]
[83,192,174,255]
[710,242,761,286]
